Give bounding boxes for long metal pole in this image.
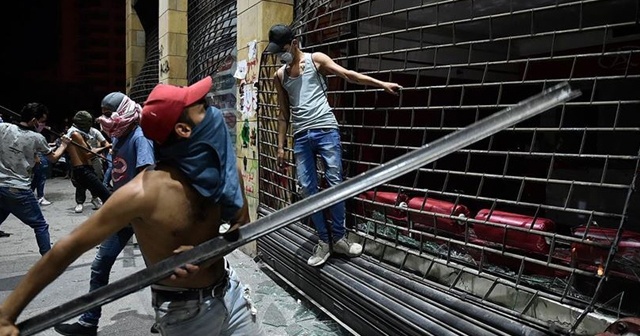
[16,82,580,336]
[0,104,112,163]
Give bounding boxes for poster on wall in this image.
[241,83,257,120]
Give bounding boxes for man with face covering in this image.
[64,110,112,208]
[0,103,70,254]
[266,24,403,266]
[54,92,156,336]
[0,77,264,336]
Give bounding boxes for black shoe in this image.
[150,323,160,334]
[54,322,97,336]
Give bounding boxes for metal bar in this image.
[16,82,580,336]
[309,18,635,62]
[570,146,640,332]
[0,104,112,164]
[327,99,640,110]
[402,185,623,220]
[338,126,640,132]
[341,146,638,160]
[352,228,608,315]
[350,212,597,276]
[357,167,630,190]
[296,0,606,49]
[278,225,528,336]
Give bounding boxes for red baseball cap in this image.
[140,76,212,144]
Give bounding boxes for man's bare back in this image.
[0,77,263,336]
[66,132,93,167]
[131,164,226,288]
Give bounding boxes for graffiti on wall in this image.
[235,40,260,194]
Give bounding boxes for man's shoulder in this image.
[130,127,154,147]
[131,168,182,203]
[21,128,46,142]
[33,132,47,142]
[129,126,147,139]
[69,131,85,141]
[275,65,286,77]
[114,169,157,198]
[0,123,16,136]
[309,51,328,61]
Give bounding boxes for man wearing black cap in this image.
[265,23,403,267]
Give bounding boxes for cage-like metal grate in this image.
[187,0,237,82]
[129,0,159,103]
[257,0,640,334]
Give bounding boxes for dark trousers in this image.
[0,187,51,255]
[30,154,49,199]
[71,165,111,204]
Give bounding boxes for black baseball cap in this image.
[265,24,294,54]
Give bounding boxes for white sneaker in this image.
[333,237,363,257]
[219,223,231,234]
[307,241,331,267]
[91,197,103,210]
[38,197,52,206]
[74,204,84,213]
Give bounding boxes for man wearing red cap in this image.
[0,77,263,336]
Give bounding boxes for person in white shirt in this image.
[0,103,69,253]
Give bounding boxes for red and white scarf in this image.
[98,95,141,138]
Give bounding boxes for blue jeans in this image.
[294,128,345,243]
[0,186,51,255]
[103,152,113,188]
[79,226,135,326]
[30,153,49,199]
[152,263,264,336]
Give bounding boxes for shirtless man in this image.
[0,77,264,336]
[54,92,156,336]
[65,111,111,207]
[73,126,111,213]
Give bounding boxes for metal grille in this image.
[129,0,159,103]
[257,0,640,334]
[187,0,237,82]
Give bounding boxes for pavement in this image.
[0,177,351,335]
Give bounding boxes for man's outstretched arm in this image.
[312,52,403,95]
[0,179,147,335]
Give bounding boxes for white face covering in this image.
[278,51,293,65]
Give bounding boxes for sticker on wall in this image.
[237,119,258,160]
[248,40,258,61]
[234,59,248,80]
[241,83,257,120]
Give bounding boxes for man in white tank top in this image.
[266,24,403,267]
